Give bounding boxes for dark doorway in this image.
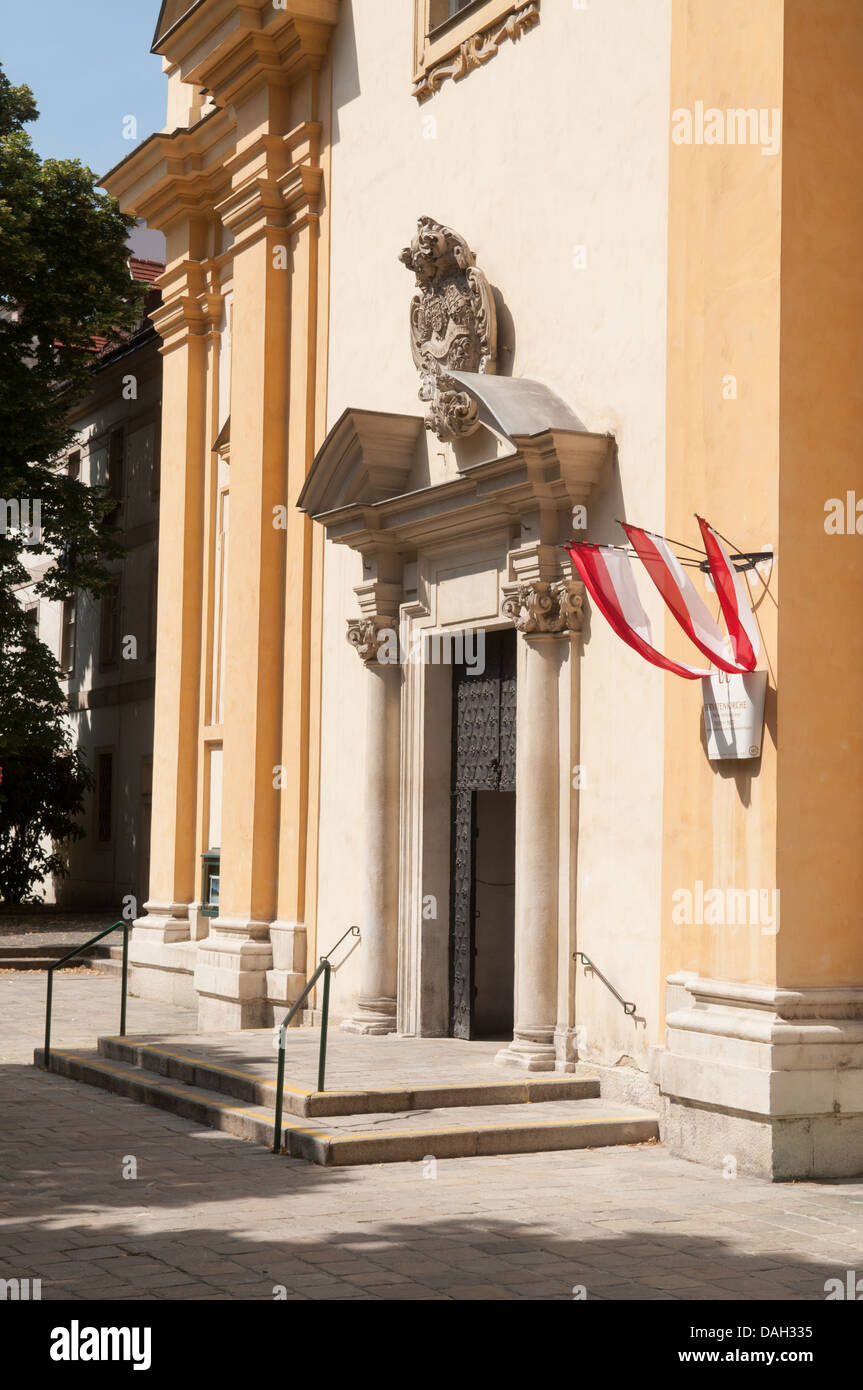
[449,628,516,1039]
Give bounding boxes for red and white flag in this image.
[696,516,760,670]
[621,523,751,674]
[566,541,714,680]
[566,518,760,680]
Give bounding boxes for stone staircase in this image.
[33,1032,659,1166]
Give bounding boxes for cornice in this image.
[152,1,339,108]
[101,108,235,230]
[149,258,224,351]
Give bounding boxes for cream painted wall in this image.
[319,0,672,1058]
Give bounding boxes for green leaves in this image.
[0,68,38,137]
[0,60,140,901]
[0,592,91,903]
[0,59,143,602]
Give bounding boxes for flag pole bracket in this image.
[697,549,773,575]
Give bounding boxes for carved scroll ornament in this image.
[502,581,584,635]
[413,2,541,102]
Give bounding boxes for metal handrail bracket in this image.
[44,919,130,1069]
[272,925,360,1154]
[574,950,637,1016]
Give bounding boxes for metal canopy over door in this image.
[449,627,516,1038]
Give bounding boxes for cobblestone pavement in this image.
[2,975,863,1301]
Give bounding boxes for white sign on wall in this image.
[702,670,768,761]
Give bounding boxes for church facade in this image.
[104,0,863,1179]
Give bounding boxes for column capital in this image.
[502,579,584,636]
[346,615,397,664]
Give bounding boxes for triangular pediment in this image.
[152,0,201,52]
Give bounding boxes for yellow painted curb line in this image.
[47,1048,658,1154]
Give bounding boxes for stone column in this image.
[497,579,582,1072]
[341,610,401,1034]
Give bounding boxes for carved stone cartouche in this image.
[399,216,497,442]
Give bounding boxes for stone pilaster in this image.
[129,241,211,1008]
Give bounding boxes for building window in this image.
[23,603,39,637]
[429,0,478,29]
[95,751,114,844]
[103,427,124,523]
[99,579,120,668]
[67,450,81,481]
[413,0,540,100]
[60,597,77,675]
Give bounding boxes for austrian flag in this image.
[565,518,760,680]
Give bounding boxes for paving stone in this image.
[3,973,863,1303]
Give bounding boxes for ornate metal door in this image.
[449,628,516,1038]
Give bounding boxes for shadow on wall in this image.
[330,0,361,147]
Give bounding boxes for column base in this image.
[553,1024,579,1073]
[660,977,863,1179]
[126,903,197,1007]
[194,917,273,1030]
[340,997,397,1035]
[266,921,308,1016]
[495,1029,557,1072]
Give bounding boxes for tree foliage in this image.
[0,590,90,903]
[0,63,143,900]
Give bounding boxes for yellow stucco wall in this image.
[776,0,863,987]
[662,0,784,1000]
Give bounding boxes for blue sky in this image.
[2,1,168,181]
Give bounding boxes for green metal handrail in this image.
[43,919,130,1069]
[272,924,360,1154]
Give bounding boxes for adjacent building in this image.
[17,257,163,910]
[102,0,863,1179]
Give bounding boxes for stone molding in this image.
[661,975,863,1177]
[413,1,540,102]
[501,580,584,635]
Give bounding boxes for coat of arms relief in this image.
[399,216,497,441]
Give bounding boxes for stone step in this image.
[86,945,125,976]
[0,945,116,972]
[95,1035,601,1116]
[33,1045,660,1166]
[0,944,70,958]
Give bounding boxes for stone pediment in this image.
[297,409,424,515]
[152,0,195,53]
[299,378,612,553]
